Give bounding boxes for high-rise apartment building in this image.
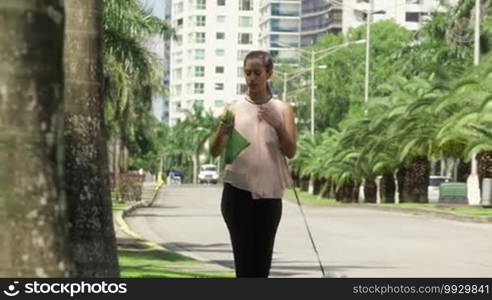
[259,0,301,63]
[169,0,260,125]
[301,0,342,46]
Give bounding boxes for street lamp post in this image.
[360,0,385,202]
[310,51,315,135]
[363,0,385,119]
[467,0,482,205]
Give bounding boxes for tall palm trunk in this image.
[336,181,358,203]
[64,0,119,277]
[363,179,377,203]
[0,0,73,276]
[380,172,396,203]
[402,156,430,203]
[457,159,471,182]
[192,153,199,184]
[478,151,492,189]
[396,167,406,201]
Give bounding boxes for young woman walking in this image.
[211,50,297,277]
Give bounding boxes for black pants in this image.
[221,183,282,278]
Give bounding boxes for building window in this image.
[215,83,224,91]
[406,0,421,4]
[237,83,247,94]
[215,66,225,73]
[217,0,225,6]
[172,68,182,80]
[196,0,206,9]
[195,32,206,43]
[355,11,367,22]
[194,83,204,94]
[237,50,248,61]
[239,16,253,27]
[194,49,205,60]
[188,99,204,107]
[237,66,244,77]
[217,15,226,23]
[238,33,252,44]
[216,32,225,40]
[239,0,252,11]
[196,15,206,26]
[215,99,225,107]
[406,12,420,22]
[174,2,184,14]
[194,66,205,77]
[216,49,225,56]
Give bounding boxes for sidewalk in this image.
[113,182,234,277]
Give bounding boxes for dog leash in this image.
[292,185,326,277]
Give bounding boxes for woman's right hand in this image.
[211,106,234,158]
[218,108,234,136]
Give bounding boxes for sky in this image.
[141,0,166,121]
[142,0,165,18]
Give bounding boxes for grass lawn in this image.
[283,188,492,218]
[283,188,337,206]
[118,248,234,278]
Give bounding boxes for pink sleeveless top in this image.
[223,95,293,199]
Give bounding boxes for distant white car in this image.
[198,164,219,184]
[428,176,452,203]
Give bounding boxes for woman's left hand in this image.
[258,104,284,133]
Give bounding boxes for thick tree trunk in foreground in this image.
[0,0,73,276]
[64,0,119,277]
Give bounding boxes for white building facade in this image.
[341,0,458,34]
[169,0,261,125]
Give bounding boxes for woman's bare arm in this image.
[210,107,233,158]
[276,103,297,159]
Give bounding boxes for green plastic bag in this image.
[222,111,250,164]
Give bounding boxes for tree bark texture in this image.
[0,0,73,277]
[64,0,119,277]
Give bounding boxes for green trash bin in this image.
[439,182,467,204]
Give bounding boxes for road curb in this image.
[284,197,492,224]
[115,183,167,251]
[354,204,492,224]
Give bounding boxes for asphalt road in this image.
[125,184,492,278]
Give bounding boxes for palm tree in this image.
[64,0,120,277]
[0,0,74,277]
[182,104,216,183]
[436,52,492,185]
[103,0,174,177]
[291,131,321,190]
